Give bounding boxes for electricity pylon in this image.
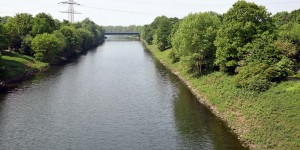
[59,0,81,23]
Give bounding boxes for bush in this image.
[20,34,33,55]
[234,62,272,91]
[31,33,64,63]
[169,50,180,63]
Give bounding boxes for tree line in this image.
[0,13,105,64]
[142,1,300,91]
[103,25,143,33]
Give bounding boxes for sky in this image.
[0,0,299,26]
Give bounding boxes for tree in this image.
[272,11,289,27]
[172,12,221,74]
[142,16,170,45]
[142,25,154,44]
[79,18,105,46]
[20,34,33,55]
[31,13,57,36]
[59,26,82,57]
[289,9,300,23]
[278,22,300,61]
[215,1,274,73]
[234,32,294,91]
[31,33,64,62]
[0,16,11,25]
[153,16,173,50]
[0,24,7,51]
[4,13,33,50]
[77,28,93,50]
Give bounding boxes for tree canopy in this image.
[31,13,57,36]
[214,1,274,72]
[172,12,221,74]
[142,1,300,91]
[0,13,105,64]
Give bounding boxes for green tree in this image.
[142,16,170,45]
[0,24,7,51]
[272,11,289,27]
[31,13,57,36]
[31,33,64,62]
[20,34,33,55]
[172,12,221,74]
[59,26,82,57]
[0,16,11,25]
[153,16,173,50]
[4,13,33,50]
[278,22,300,61]
[79,18,105,46]
[142,25,154,44]
[215,1,274,73]
[77,28,93,50]
[289,9,300,23]
[235,32,294,91]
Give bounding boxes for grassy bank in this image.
[0,51,48,82]
[145,43,300,150]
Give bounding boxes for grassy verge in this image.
[0,51,48,81]
[145,43,300,150]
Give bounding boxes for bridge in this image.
[104,32,140,37]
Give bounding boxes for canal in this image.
[0,39,247,149]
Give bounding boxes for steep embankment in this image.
[0,51,48,91]
[144,43,300,150]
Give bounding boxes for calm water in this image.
[0,39,247,150]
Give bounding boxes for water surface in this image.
[0,39,247,150]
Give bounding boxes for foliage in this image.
[274,39,297,59]
[0,16,11,25]
[289,9,300,23]
[215,1,274,73]
[31,13,57,36]
[20,34,33,55]
[169,50,180,63]
[278,22,300,61]
[79,18,105,46]
[142,25,154,44]
[272,11,290,27]
[59,26,82,57]
[145,43,300,150]
[103,25,143,33]
[172,12,221,74]
[77,28,94,50]
[153,16,177,50]
[142,16,178,46]
[234,62,272,91]
[0,51,48,80]
[31,33,64,62]
[234,32,295,90]
[4,13,33,50]
[0,24,7,51]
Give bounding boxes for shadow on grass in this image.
[2,51,35,63]
[0,58,36,80]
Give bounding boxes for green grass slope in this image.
[145,43,300,150]
[0,51,48,81]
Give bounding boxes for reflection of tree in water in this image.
[173,81,248,150]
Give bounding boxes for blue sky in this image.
[0,0,299,26]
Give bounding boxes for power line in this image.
[81,5,181,16]
[85,0,300,6]
[59,0,81,23]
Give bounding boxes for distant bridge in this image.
[104,32,140,37]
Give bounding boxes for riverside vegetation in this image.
[0,1,299,149]
[142,1,300,150]
[0,13,105,86]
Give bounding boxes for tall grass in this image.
[145,43,300,150]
